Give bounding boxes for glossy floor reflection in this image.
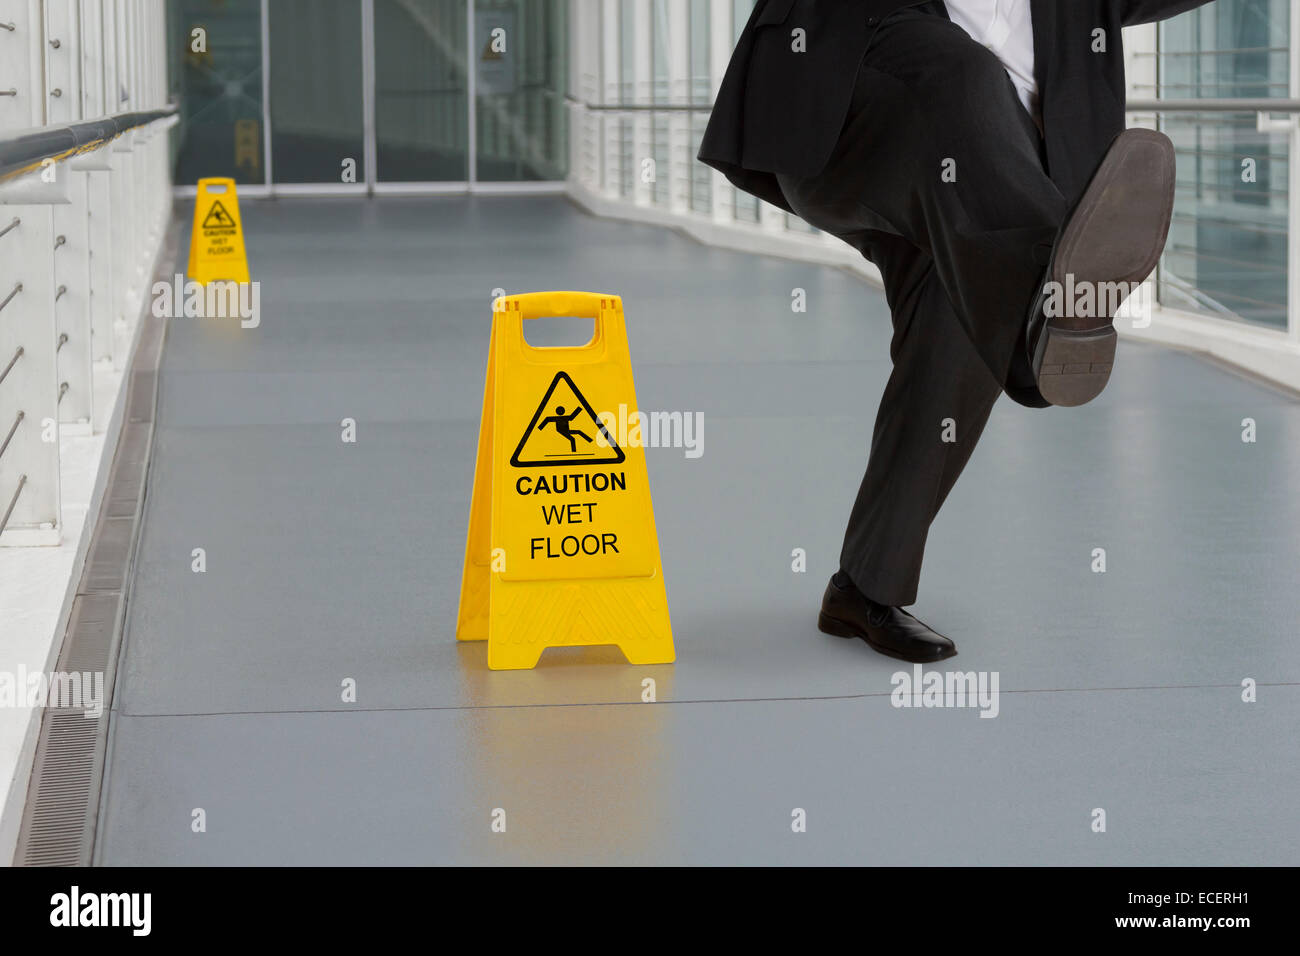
[96,196,1300,864]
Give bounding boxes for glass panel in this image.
[473,0,568,181]
[269,0,365,184]
[374,0,468,182]
[1158,0,1291,328]
[167,0,265,186]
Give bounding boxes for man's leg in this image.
[778,5,1068,393]
[835,232,1003,609]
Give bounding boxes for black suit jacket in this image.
[698,0,1216,213]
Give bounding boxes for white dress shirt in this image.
[944,0,1040,131]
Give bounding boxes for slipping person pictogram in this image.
[202,200,235,229]
[697,0,1214,663]
[510,370,625,467]
[537,406,593,453]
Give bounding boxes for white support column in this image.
[754,2,785,236]
[630,0,652,207]
[707,0,731,225]
[567,0,602,195]
[260,0,272,191]
[0,0,170,547]
[101,0,117,114]
[130,123,150,297]
[665,0,690,215]
[0,200,63,546]
[122,0,149,315]
[79,0,104,118]
[1289,2,1299,345]
[113,0,128,110]
[45,0,94,431]
[600,0,620,197]
[109,128,136,371]
[77,155,113,395]
[0,0,61,544]
[0,0,44,133]
[101,0,136,372]
[75,0,115,388]
[53,186,97,432]
[361,0,376,196]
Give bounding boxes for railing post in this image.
[0,1,45,130]
[82,157,115,370]
[45,0,94,432]
[80,0,105,119]
[0,0,171,546]
[109,127,137,371]
[0,203,63,546]
[0,0,60,545]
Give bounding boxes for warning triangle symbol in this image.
[511,371,625,468]
[202,200,236,230]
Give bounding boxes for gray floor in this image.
[95,196,1300,865]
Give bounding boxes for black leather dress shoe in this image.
[817,576,956,663]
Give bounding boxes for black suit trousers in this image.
[775,3,1071,606]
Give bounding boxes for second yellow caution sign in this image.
[456,291,675,670]
[187,177,250,285]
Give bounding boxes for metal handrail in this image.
[0,104,177,184]
[564,95,1300,115]
[1127,98,1300,112]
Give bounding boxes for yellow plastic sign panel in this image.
[187,177,250,285]
[456,291,675,670]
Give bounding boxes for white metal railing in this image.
[0,0,172,546]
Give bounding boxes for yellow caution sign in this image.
[456,291,675,670]
[187,177,250,285]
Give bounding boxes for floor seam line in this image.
[115,679,1300,718]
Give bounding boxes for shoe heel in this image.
[817,612,858,639]
[1034,324,1117,407]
